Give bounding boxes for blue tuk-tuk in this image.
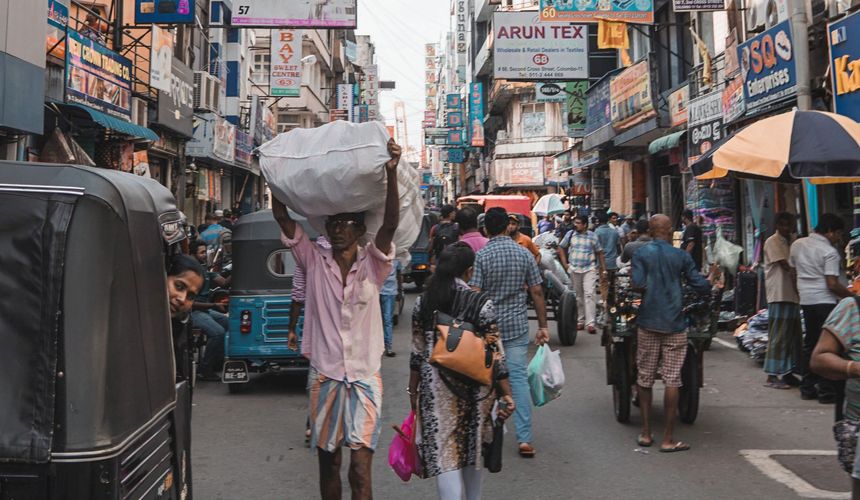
[222,209,317,392]
[403,212,438,290]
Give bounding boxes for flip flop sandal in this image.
[637,435,653,447]
[518,443,536,458]
[659,442,691,453]
[763,381,790,390]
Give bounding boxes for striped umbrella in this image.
[692,110,860,180]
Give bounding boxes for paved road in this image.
[192,291,851,499]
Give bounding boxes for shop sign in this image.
[447,148,465,163]
[565,80,589,137]
[65,30,132,118]
[828,10,860,123]
[213,116,236,163]
[447,130,465,146]
[469,82,485,147]
[330,109,348,121]
[738,20,797,113]
[234,130,253,167]
[536,83,566,103]
[610,59,655,131]
[336,84,354,122]
[495,157,544,187]
[539,0,653,24]
[150,25,174,93]
[544,156,565,184]
[578,149,600,168]
[249,95,274,146]
[135,0,195,24]
[446,94,462,109]
[156,57,194,137]
[554,148,577,173]
[270,29,302,97]
[360,65,379,121]
[585,76,612,136]
[455,0,467,53]
[493,11,588,81]
[687,91,723,163]
[47,0,68,59]
[672,0,725,11]
[668,86,689,127]
[721,76,746,124]
[446,111,463,128]
[233,0,357,28]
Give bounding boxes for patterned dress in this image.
[410,285,508,478]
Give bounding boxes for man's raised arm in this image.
[272,196,297,238]
[375,139,401,255]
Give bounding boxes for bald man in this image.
[631,214,712,453]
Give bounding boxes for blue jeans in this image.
[192,310,227,375]
[380,294,396,349]
[502,335,532,444]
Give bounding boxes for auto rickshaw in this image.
[0,161,192,499]
[403,212,438,290]
[222,210,316,392]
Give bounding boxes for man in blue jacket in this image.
[631,214,712,453]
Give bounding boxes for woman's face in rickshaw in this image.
[167,270,203,318]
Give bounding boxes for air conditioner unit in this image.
[131,98,148,127]
[193,71,221,113]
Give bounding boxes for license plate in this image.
[222,361,249,383]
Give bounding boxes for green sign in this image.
[565,80,588,138]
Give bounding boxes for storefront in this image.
[580,70,619,212]
[185,112,237,225]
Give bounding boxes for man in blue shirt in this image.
[379,259,402,357]
[595,211,621,273]
[631,214,712,453]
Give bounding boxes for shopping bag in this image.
[482,417,504,473]
[388,411,421,482]
[528,344,565,407]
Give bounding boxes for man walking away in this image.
[595,211,621,277]
[471,207,549,459]
[273,140,401,500]
[620,219,652,265]
[380,259,402,357]
[790,213,854,403]
[681,209,703,271]
[456,205,488,253]
[558,215,606,334]
[632,214,712,453]
[763,212,802,389]
[430,204,459,263]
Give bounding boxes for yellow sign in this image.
[834,55,860,95]
[597,19,629,50]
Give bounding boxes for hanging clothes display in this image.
[687,177,737,242]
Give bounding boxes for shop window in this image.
[267,249,296,278]
[252,53,270,84]
[521,103,546,139]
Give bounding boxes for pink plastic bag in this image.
[388,411,421,482]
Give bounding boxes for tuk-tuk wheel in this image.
[678,348,700,424]
[556,289,578,346]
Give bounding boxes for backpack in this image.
[432,222,460,256]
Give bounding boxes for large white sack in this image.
[258,120,423,264]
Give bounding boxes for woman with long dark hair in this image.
[409,242,515,500]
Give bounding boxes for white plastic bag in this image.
[258,121,423,263]
[527,344,565,407]
[709,227,743,275]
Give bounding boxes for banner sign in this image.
[493,11,588,81]
[724,28,740,77]
[213,115,236,163]
[585,76,612,136]
[47,0,69,59]
[469,82,485,147]
[234,130,253,167]
[687,91,723,163]
[668,86,689,127]
[336,83,354,122]
[738,20,797,113]
[495,157,544,187]
[828,10,860,123]
[232,0,357,28]
[150,25,173,93]
[135,0,194,24]
[455,0,467,53]
[672,0,725,11]
[361,65,379,121]
[447,148,465,163]
[447,129,465,146]
[155,57,194,137]
[65,30,132,118]
[446,111,463,128]
[536,82,566,102]
[610,59,655,131]
[721,76,746,124]
[539,0,653,24]
[565,80,589,137]
[270,29,302,97]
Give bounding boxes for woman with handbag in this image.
[409,242,515,500]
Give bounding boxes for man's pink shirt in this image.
[281,225,393,382]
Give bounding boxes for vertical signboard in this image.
[337,83,354,122]
[361,65,380,121]
[469,82,484,147]
[585,77,612,136]
[150,25,174,92]
[565,80,589,137]
[668,86,689,127]
[65,30,133,118]
[271,29,302,97]
[738,20,796,114]
[213,115,236,163]
[687,91,723,163]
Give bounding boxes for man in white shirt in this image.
[789,213,854,403]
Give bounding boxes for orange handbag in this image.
[430,311,495,386]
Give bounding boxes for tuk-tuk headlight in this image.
[240,310,252,334]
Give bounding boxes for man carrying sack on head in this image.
[273,140,401,500]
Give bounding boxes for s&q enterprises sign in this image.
[738,20,797,113]
[493,11,587,81]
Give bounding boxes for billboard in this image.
[150,25,173,93]
[609,59,655,131]
[585,76,613,136]
[829,11,860,123]
[135,0,195,24]
[469,82,485,147]
[738,20,796,113]
[65,30,132,118]
[672,0,726,10]
[539,0,653,24]
[495,157,544,187]
[493,11,588,81]
[270,29,302,97]
[232,0,357,28]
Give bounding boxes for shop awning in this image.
[648,130,686,155]
[63,103,159,142]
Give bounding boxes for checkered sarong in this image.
[636,329,687,388]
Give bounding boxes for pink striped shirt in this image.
[282,225,394,382]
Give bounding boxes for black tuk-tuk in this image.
[0,162,192,499]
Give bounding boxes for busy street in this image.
[190,295,849,499]
[8,0,860,500]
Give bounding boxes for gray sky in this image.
[354,0,450,155]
